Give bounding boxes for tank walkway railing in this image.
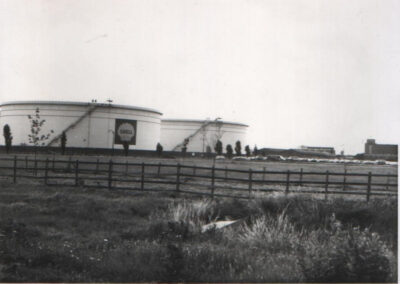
[171,119,220,152]
[46,104,99,147]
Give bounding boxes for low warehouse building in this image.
[0,101,162,150]
[160,119,248,153]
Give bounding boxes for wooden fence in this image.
[0,156,397,202]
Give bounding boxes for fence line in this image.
[0,156,397,201]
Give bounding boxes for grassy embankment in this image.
[0,182,397,282]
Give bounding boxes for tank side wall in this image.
[160,121,247,152]
[0,104,161,150]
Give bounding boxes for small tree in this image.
[27,108,54,151]
[61,131,67,155]
[122,141,129,156]
[253,145,258,156]
[235,140,242,156]
[3,124,13,154]
[181,138,189,157]
[245,145,251,157]
[226,144,233,158]
[156,142,163,156]
[214,140,223,155]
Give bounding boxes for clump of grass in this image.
[166,199,218,234]
[234,211,300,252]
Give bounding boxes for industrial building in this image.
[299,145,336,155]
[0,101,248,153]
[364,139,397,156]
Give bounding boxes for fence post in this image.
[44,158,49,185]
[299,168,303,186]
[325,170,329,200]
[176,163,181,192]
[75,160,79,187]
[125,161,128,177]
[386,175,390,191]
[225,166,228,180]
[108,160,113,190]
[211,166,215,198]
[366,171,372,202]
[248,168,253,199]
[52,155,55,171]
[67,156,72,172]
[263,167,266,182]
[342,168,347,191]
[158,162,161,177]
[13,155,17,184]
[25,156,28,170]
[192,165,196,176]
[95,158,99,174]
[141,163,145,190]
[34,156,38,176]
[285,170,290,195]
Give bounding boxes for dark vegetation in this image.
[27,108,54,147]
[253,145,258,156]
[235,140,242,156]
[0,182,396,282]
[3,124,12,154]
[226,144,233,158]
[60,131,67,155]
[215,140,223,155]
[156,143,163,156]
[245,145,251,157]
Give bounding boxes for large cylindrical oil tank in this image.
[0,101,162,150]
[160,119,248,153]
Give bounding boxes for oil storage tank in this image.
[160,119,248,153]
[0,101,162,150]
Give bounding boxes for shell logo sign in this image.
[114,119,137,145]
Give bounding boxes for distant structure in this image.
[364,139,397,156]
[299,145,336,156]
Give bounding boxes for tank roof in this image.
[162,118,248,127]
[0,100,162,115]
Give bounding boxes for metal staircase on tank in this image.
[46,104,99,146]
[171,118,221,152]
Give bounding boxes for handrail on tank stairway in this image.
[46,104,99,147]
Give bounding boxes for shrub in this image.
[253,145,258,156]
[3,124,12,154]
[27,108,54,147]
[226,144,233,158]
[60,131,67,155]
[244,145,251,156]
[214,140,223,155]
[298,216,396,283]
[156,143,163,156]
[235,141,242,156]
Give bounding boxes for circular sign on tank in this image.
[115,119,137,145]
[118,123,135,141]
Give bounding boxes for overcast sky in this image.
[0,0,399,154]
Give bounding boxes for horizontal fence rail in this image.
[0,156,397,202]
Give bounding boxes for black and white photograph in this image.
[0,0,398,282]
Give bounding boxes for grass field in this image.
[0,174,397,282]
